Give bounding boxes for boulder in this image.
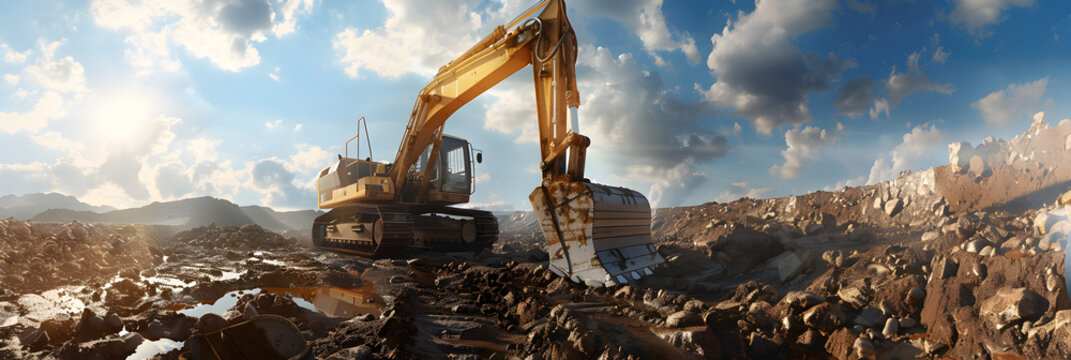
[195,313,229,333]
[980,288,1047,330]
[801,303,846,334]
[708,226,785,274]
[1059,190,1071,207]
[968,155,987,179]
[772,251,812,282]
[327,345,373,360]
[882,318,899,338]
[854,307,883,328]
[949,142,971,174]
[884,198,903,217]
[664,310,703,328]
[782,291,826,310]
[837,287,869,308]
[658,328,721,358]
[75,309,109,342]
[824,328,856,360]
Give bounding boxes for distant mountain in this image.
[0,193,115,220]
[29,196,323,234]
[240,206,321,232]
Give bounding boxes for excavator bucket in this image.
[530,180,665,287]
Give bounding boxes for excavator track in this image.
[312,205,498,257]
[409,206,499,252]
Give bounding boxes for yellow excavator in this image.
[312,0,664,287]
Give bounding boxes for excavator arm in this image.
[356,0,664,286]
[389,0,583,196]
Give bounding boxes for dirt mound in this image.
[0,220,158,296]
[170,223,297,251]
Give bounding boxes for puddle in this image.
[17,287,87,323]
[177,289,262,318]
[262,285,384,318]
[141,275,196,288]
[211,270,246,281]
[126,338,183,360]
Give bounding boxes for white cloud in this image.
[629,160,709,208]
[26,55,87,94]
[575,0,700,64]
[700,0,852,135]
[834,76,875,118]
[884,67,954,106]
[292,123,302,132]
[288,144,333,173]
[2,74,18,85]
[970,78,1049,127]
[769,123,843,179]
[0,44,32,64]
[845,0,876,14]
[30,131,82,154]
[90,0,314,72]
[265,119,282,129]
[474,173,491,184]
[249,158,314,208]
[0,91,66,134]
[269,66,280,81]
[869,98,889,120]
[866,123,946,184]
[717,181,771,203]
[932,46,950,64]
[829,176,865,191]
[486,46,728,168]
[332,0,492,78]
[333,0,699,79]
[271,0,315,37]
[949,0,1034,36]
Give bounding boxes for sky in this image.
[0,0,1069,212]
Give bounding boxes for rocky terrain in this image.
[2,112,1071,359]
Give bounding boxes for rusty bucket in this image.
[529,180,665,287]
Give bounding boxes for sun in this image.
[86,88,161,145]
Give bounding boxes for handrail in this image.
[345,116,374,163]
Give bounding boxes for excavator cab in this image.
[416,135,476,205]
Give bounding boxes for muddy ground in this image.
[4,113,1071,359]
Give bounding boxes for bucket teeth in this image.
[530,180,665,287]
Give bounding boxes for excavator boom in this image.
[313,0,664,287]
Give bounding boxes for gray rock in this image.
[327,345,373,360]
[683,299,705,313]
[802,303,845,334]
[882,318,899,338]
[884,199,903,217]
[854,307,883,328]
[658,328,720,357]
[921,231,939,242]
[772,251,811,282]
[196,313,228,333]
[980,288,1048,329]
[899,317,917,329]
[965,239,991,254]
[782,291,826,310]
[854,337,875,358]
[665,310,703,328]
[838,287,869,308]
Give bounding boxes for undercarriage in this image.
[312,205,499,257]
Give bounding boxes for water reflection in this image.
[262,285,383,318]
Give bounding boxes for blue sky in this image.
[0,0,1068,211]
